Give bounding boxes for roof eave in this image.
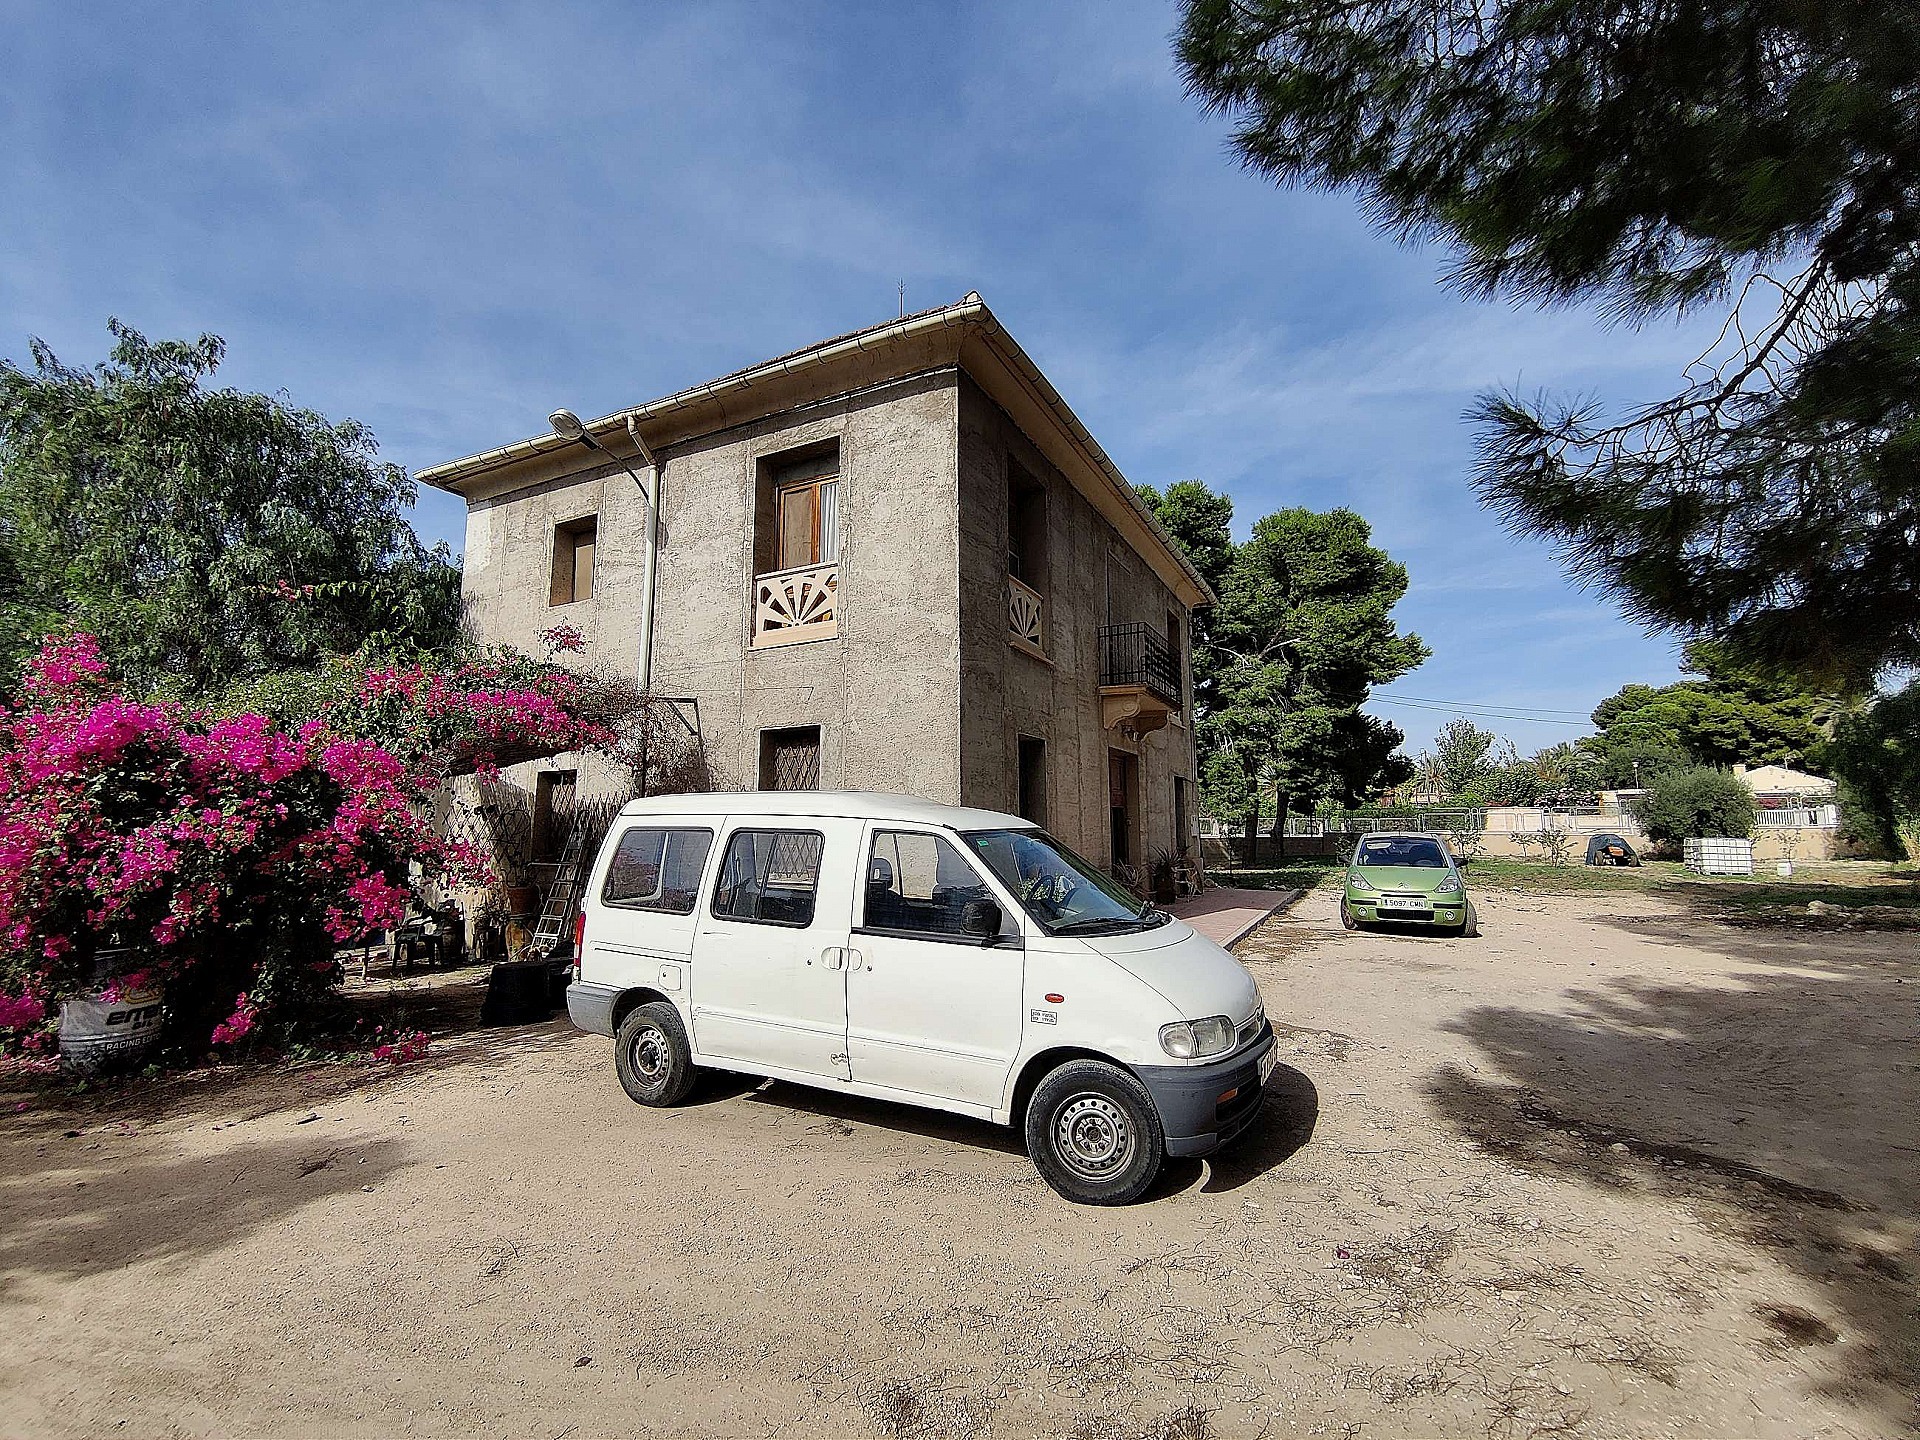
[416,294,1215,609]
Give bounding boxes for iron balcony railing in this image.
[1098,623,1181,705]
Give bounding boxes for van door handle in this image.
[821,948,845,971]
[845,949,865,973]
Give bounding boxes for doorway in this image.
[1107,750,1139,868]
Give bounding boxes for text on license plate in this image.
[1378,896,1426,910]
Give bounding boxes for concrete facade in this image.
[956,376,1198,869]
[426,297,1211,872]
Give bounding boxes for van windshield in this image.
[965,829,1165,935]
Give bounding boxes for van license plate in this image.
[1377,896,1425,911]
[1258,1045,1277,1085]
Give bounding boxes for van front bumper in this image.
[1135,1025,1276,1158]
[565,981,620,1038]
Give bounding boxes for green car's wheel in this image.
[1340,897,1360,931]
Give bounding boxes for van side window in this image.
[711,829,825,927]
[862,831,993,940]
[603,827,715,914]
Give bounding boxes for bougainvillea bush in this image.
[0,634,619,1063]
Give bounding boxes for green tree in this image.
[1177,0,1920,691]
[1584,641,1835,787]
[0,322,460,695]
[1825,680,1920,860]
[1424,718,1497,800]
[1631,767,1759,849]
[1137,480,1235,722]
[1140,495,1427,839]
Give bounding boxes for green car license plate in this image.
[1377,896,1425,911]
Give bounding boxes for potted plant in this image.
[1149,849,1178,906]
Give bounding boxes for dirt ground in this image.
[2,885,1916,1440]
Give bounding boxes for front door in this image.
[1108,750,1138,866]
[847,825,1026,1109]
[690,818,859,1080]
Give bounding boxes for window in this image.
[1007,464,1046,586]
[1355,836,1450,869]
[1017,736,1047,827]
[1174,776,1190,854]
[711,829,824,927]
[762,449,839,572]
[862,831,996,940]
[533,769,577,863]
[550,516,597,605]
[759,725,821,791]
[602,827,715,914]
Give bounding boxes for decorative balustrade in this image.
[751,561,838,648]
[1098,623,1181,705]
[1008,574,1045,652]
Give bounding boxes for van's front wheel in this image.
[1025,1060,1165,1205]
[615,1002,698,1106]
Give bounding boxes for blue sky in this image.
[0,0,1712,751]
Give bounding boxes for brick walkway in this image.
[1169,885,1300,949]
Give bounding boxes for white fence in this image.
[1755,805,1839,828]
[1274,807,1638,838]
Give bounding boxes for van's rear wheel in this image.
[615,1002,698,1106]
[1025,1060,1164,1205]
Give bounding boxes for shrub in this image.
[1631,766,1757,849]
[0,633,620,1060]
[1533,822,1573,865]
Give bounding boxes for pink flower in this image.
[210,992,259,1046]
[20,634,109,700]
[0,993,46,1029]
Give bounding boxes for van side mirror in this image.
[961,898,1002,940]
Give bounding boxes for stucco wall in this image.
[458,372,965,802]
[955,377,1199,867]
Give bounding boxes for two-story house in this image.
[419,293,1212,875]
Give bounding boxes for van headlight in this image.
[1159,1015,1236,1059]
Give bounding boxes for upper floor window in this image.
[752,445,841,648]
[1007,464,1046,586]
[550,515,597,605]
[764,450,839,572]
[1007,463,1048,654]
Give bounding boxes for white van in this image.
[566,791,1277,1204]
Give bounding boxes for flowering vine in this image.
[0,633,622,1060]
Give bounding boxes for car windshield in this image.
[965,829,1165,934]
[1355,836,1450,869]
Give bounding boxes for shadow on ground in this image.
[702,1062,1319,1201]
[0,966,581,1134]
[1422,910,1919,1428]
[0,1126,406,1290]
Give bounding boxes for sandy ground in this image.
[2,886,1916,1440]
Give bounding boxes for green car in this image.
[1340,831,1475,937]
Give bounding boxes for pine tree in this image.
[1178,0,1920,691]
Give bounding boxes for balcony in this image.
[1008,574,1045,655]
[1098,623,1181,737]
[751,561,839,649]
